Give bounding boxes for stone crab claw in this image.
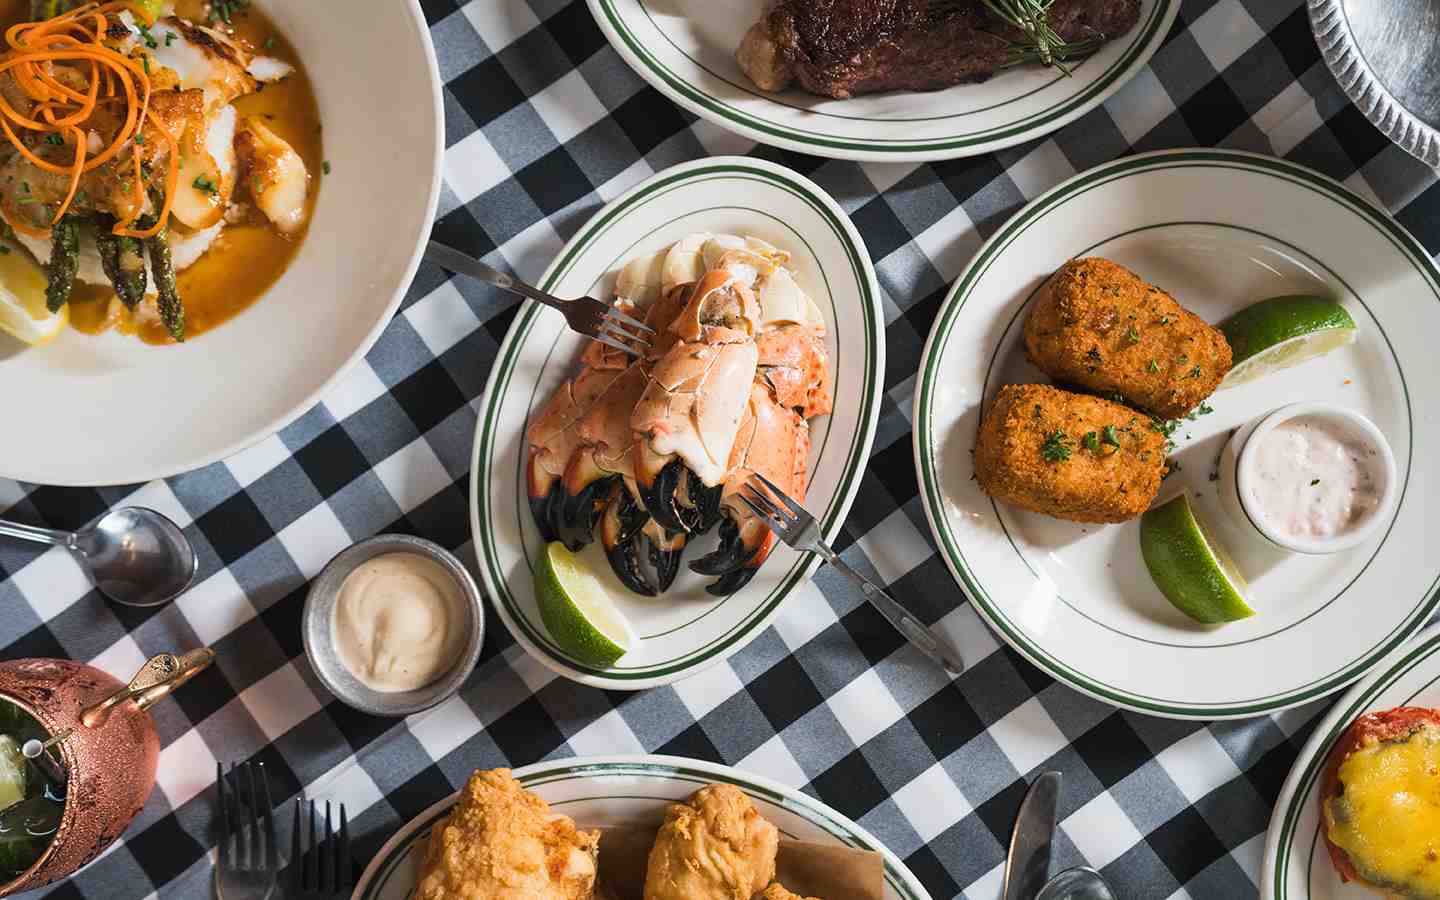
[598,483,687,596]
[691,383,811,596]
[630,269,762,533]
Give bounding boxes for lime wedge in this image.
[534,542,637,667]
[0,736,25,812]
[0,241,65,347]
[1218,295,1356,387]
[1140,493,1254,624]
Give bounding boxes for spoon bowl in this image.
[0,507,196,608]
[1035,866,1116,900]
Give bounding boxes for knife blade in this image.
[1002,771,1061,900]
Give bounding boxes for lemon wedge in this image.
[0,244,65,346]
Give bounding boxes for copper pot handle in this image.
[79,648,215,729]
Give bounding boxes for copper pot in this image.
[0,649,213,896]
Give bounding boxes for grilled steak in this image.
[736,0,1142,99]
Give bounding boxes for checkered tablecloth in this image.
[3,0,1437,897]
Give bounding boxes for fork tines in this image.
[216,761,279,873]
[586,301,652,358]
[289,798,352,896]
[738,471,808,544]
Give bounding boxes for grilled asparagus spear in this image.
[44,216,79,313]
[145,226,183,341]
[97,224,148,308]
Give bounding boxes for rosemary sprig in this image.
[979,0,1105,75]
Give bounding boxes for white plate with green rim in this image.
[913,148,1440,719]
[469,156,882,689]
[352,755,932,900]
[1262,625,1440,899]
[586,0,1178,162]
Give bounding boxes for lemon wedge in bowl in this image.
[0,244,65,346]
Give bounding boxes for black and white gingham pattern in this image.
[2,1,1436,897]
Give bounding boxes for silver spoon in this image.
[1035,866,1116,900]
[0,507,196,607]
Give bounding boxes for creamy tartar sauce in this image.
[1249,415,1382,540]
[332,553,466,693]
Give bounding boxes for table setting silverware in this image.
[288,799,352,899]
[425,239,653,357]
[738,471,966,674]
[1004,771,1118,900]
[0,507,196,608]
[215,762,281,900]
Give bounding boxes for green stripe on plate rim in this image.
[914,149,1440,717]
[1269,629,1440,898]
[356,762,927,900]
[475,163,879,679]
[592,0,1173,153]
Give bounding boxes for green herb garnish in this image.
[1146,359,1160,373]
[192,175,218,196]
[1101,425,1120,448]
[1041,430,1072,463]
[1081,431,1099,451]
[208,0,250,25]
[1125,325,1140,344]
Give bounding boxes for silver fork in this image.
[425,240,652,357]
[740,472,967,675]
[288,799,352,898]
[215,762,281,899]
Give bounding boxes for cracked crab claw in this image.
[691,384,811,595]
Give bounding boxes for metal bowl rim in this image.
[301,534,485,717]
[1309,0,1440,168]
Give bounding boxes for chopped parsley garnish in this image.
[208,0,250,25]
[0,244,11,254]
[1310,479,1320,486]
[1125,326,1140,344]
[1185,402,1214,421]
[1158,315,1172,325]
[1086,348,1102,364]
[43,133,62,146]
[1101,425,1121,448]
[137,22,158,49]
[1188,365,1203,378]
[1081,431,1099,451]
[1146,359,1160,374]
[133,132,144,144]
[322,160,331,175]
[192,175,218,196]
[1150,416,1180,452]
[1041,430,1072,463]
[263,36,275,50]
[142,55,150,74]
[165,32,177,46]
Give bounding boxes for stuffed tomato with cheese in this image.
[1320,707,1440,897]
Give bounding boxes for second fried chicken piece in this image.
[763,884,822,900]
[416,768,599,900]
[643,784,779,900]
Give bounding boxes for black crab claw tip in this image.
[557,476,617,552]
[529,488,560,545]
[683,472,724,534]
[637,457,690,533]
[604,539,656,596]
[689,516,762,577]
[649,536,685,592]
[705,565,760,597]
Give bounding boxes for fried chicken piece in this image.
[974,383,1166,523]
[417,768,599,900]
[643,784,779,900]
[763,884,822,900]
[1023,257,1232,419]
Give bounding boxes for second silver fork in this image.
[740,472,967,675]
[216,762,281,900]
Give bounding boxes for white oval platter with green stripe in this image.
[352,755,932,900]
[586,0,1178,161]
[1262,626,1440,899]
[913,148,1440,719]
[469,157,882,689]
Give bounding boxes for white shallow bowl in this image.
[0,0,443,486]
[469,156,883,690]
[1217,403,1398,556]
[353,755,931,900]
[914,148,1440,720]
[1263,625,1440,899]
[588,0,1178,161]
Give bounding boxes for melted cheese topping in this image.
[1324,724,1440,897]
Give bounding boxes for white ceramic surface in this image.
[587,0,1179,161]
[0,1,443,486]
[352,755,931,900]
[1263,625,1440,900]
[469,156,883,690]
[914,149,1440,719]
[1216,403,1397,556]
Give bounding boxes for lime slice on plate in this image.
[1140,493,1254,624]
[0,242,65,347]
[534,541,637,667]
[0,735,25,812]
[1218,295,1356,387]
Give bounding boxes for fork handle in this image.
[812,544,966,675]
[425,240,564,311]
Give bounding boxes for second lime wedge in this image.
[534,542,637,668]
[1140,493,1254,624]
[1218,294,1356,387]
